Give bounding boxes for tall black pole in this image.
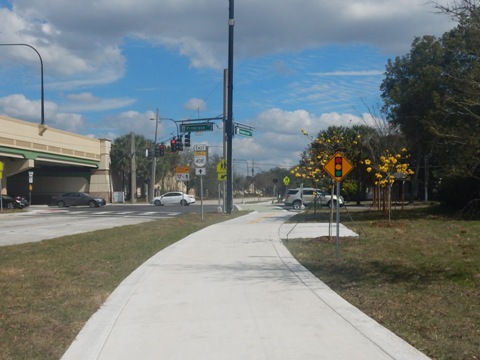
[226,0,235,214]
[0,43,45,125]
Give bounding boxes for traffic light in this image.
[334,156,343,177]
[148,148,153,159]
[170,138,177,152]
[158,143,165,157]
[176,135,184,151]
[184,132,191,147]
[154,146,160,157]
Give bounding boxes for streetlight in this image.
[159,117,179,137]
[225,0,235,214]
[0,43,45,126]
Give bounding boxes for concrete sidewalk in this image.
[62,210,429,360]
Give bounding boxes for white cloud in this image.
[60,92,136,113]
[233,108,379,170]
[0,93,89,133]
[0,0,453,86]
[184,98,207,112]
[0,0,456,165]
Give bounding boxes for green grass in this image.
[284,205,480,360]
[0,212,245,360]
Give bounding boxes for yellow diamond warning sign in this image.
[324,152,354,182]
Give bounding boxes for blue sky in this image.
[0,0,454,173]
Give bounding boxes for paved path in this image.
[62,209,429,360]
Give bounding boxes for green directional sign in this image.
[235,127,253,137]
[180,123,214,133]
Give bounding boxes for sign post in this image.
[323,152,354,258]
[193,144,207,220]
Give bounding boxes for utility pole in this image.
[226,0,235,214]
[130,131,136,203]
[150,109,159,202]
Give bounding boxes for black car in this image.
[50,192,106,208]
[1,195,25,209]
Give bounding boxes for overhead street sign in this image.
[235,126,253,137]
[180,123,214,133]
[324,152,354,182]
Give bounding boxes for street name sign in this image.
[235,126,253,137]
[180,123,214,133]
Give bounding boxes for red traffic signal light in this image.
[170,138,177,152]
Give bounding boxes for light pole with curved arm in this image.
[0,43,45,125]
[159,117,179,137]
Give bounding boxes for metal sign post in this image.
[323,153,354,258]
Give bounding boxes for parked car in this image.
[50,192,106,208]
[152,192,195,206]
[1,194,25,209]
[284,187,343,210]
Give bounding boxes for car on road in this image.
[284,187,343,210]
[50,192,106,208]
[1,194,25,209]
[152,192,195,206]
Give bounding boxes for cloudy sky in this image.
[0,0,454,174]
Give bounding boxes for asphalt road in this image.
[0,202,223,247]
[0,199,357,247]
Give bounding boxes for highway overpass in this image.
[0,116,112,204]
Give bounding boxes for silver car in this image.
[284,187,343,210]
[152,192,195,206]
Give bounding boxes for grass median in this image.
[284,204,480,360]
[0,211,245,360]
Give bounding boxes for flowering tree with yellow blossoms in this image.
[291,127,361,189]
[363,148,414,221]
[289,126,365,238]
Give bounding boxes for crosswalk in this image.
[27,209,182,218]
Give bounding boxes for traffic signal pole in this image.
[225,0,235,214]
